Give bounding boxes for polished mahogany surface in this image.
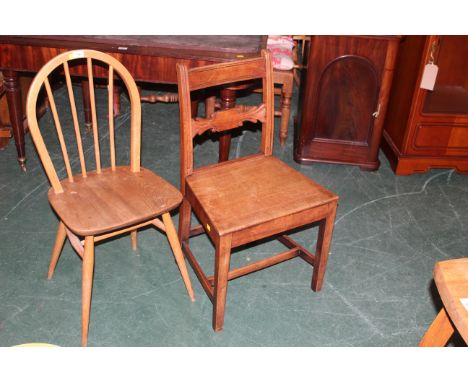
[0,35,266,83]
[0,35,266,169]
[382,35,468,175]
[294,35,400,171]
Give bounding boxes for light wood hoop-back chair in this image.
[176,50,339,331]
[26,49,194,346]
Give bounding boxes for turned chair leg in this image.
[312,205,337,291]
[48,221,67,280]
[131,230,138,251]
[81,236,95,347]
[212,235,232,331]
[419,308,455,347]
[162,212,195,302]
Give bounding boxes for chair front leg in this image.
[82,236,95,347]
[48,221,67,279]
[312,204,337,292]
[212,235,232,331]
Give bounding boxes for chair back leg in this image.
[162,212,195,302]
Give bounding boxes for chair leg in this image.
[312,205,337,291]
[48,221,67,280]
[81,236,95,347]
[419,308,455,347]
[212,235,232,331]
[178,198,192,245]
[161,212,195,302]
[279,78,293,146]
[131,230,137,251]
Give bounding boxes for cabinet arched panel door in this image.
[315,56,379,145]
[294,36,400,171]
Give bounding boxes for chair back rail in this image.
[176,50,274,191]
[26,49,142,193]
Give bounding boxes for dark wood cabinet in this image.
[294,35,400,170]
[382,35,468,175]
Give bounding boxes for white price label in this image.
[420,63,439,91]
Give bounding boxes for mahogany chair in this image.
[419,258,468,346]
[176,50,339,331]
[26,49,194,346]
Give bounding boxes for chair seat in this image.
[48,166,182,236]
[187,155,338,236]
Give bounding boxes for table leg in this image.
[81,80,92,130]
[218,88,236,162]
[3,70,26,171]
[113,85,121,117]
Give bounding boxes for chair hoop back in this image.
[26,49,142,193]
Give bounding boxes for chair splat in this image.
[191,104,266,138]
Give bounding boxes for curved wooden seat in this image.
[49,167,182,236]
[419,258,468,346]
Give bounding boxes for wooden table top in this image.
[0,35,267,61]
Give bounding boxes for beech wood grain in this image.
[26,49,193,346]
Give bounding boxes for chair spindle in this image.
[63,62,87,177]
[108,65,116,170]
[87,58,101,173]
[44,77,74,182]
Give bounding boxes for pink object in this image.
[267,35,295,70]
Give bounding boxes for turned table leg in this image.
[218,87,236,162]
[81,80,92,130]
[279,82,293,146]
[3,70,26,171]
